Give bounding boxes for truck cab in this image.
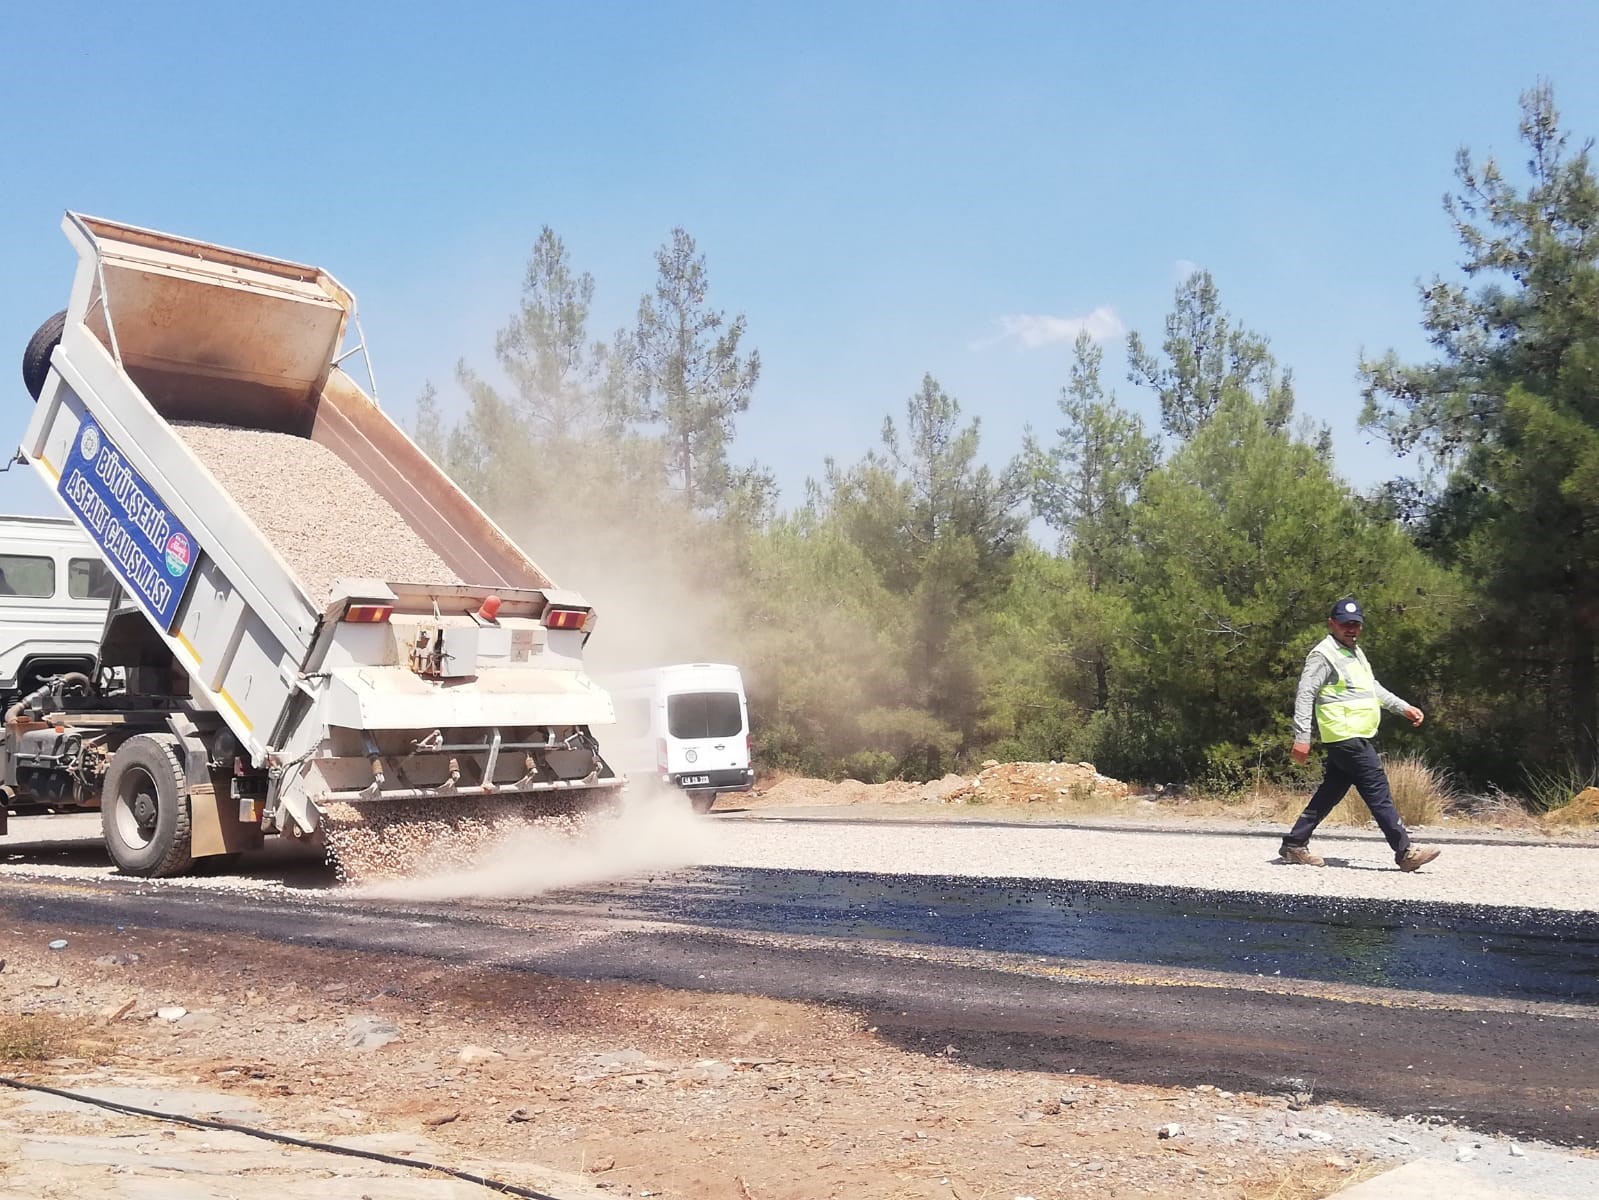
[0,514,115,702]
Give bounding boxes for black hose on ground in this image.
[0,1073,570,1200]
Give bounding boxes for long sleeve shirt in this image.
[1292,645,1412,744]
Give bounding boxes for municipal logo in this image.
[79,423,101,461]
[164,532,193,577]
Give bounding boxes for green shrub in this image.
[837,749,898,784]
[1521,758,1599,815]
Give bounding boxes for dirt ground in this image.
[0,912,1387,1200]
[4,765,1591,1200]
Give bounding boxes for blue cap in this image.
[1330,597,1364,623]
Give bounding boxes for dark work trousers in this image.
[1284,736,1411,855]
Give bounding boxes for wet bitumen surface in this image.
[532,866,1599,1006]
[7,844,1596,1006]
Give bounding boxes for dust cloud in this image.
[340,473,746,906]
[350,788,717,901]
[498,479,747,679]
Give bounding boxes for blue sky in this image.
[3,1,1597,522]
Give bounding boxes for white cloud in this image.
[1173,259,1200,282]
[974,306,1125,351]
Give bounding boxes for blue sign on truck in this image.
[57,419,198,630]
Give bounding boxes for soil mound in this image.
[748,762,1131,809]
[1546,786,1599,827]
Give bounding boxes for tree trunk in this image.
[1573,605,1598,781]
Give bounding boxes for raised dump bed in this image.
[13,213,620,880]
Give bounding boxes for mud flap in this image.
[188,782,265,857]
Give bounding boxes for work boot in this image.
[1280,844,1324,867]
[1396,846,1441,872]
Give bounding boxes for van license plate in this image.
[681,775,710,786]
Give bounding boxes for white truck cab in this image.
[603,663,753,812]
[0,515,114,700]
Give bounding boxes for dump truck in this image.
[1,212,621,880]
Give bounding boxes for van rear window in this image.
[667,692,743,739]
[69,557,116,600]
[0,553,55,598]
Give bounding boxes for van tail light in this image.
[343,604,393,623]
[746,733,753,764]
[543,606,589,631]
[657,738,669,773]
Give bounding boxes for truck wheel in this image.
[689,791,716,814]
[101,734,194,877]
[22,310,66,401]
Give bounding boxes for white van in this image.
[0,515,115,700]
[601,663,754,812]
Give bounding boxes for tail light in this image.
[343,604,393,623]
[543,606,589,631]
[657,737,669,773]
[746,733,753,764]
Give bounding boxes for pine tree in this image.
[1361,84,1599,779]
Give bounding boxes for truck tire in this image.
[22,310,66,401]
[689,791,717,814]
[101,734,195,877]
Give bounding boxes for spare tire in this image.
[22,309,67,401]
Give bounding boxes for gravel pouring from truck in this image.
[5,212,621,879]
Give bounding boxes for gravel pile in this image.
[174,422,462,602]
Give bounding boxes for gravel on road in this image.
[698,819,1599,913]
[4,809,1596,914]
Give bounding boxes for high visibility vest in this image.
[1311,636,1381,742]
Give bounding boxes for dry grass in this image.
[1240,1158,1388,1199]
[964,785,1134,817]
[1384,755,1453,826]
[0,1014,68,1063]
[1256,754,1453,829]
[1046,781,1139,817]
[1460,786,1547,832]
[758,762,1596,835]
[1186,785,1295,822]
[1178,770,1593,835]
[1038,770,1592,836]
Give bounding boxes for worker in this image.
[1280,596,1441,872]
